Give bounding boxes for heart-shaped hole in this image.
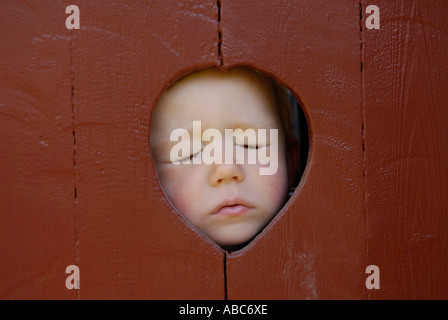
[150,66,308,251]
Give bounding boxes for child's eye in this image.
[191,151,201,159]
[180,151,201,162]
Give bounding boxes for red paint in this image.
[1,0,447,299]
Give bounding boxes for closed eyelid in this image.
[167,139,203,163]
[233,130,274,146]
[182,149,202,161]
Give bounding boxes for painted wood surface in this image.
[222,0,366,299]
[1,0,447,299]
[1,0,225,299]
[0,1,77,299]
[362,0,448,299]
[70,0,224,299]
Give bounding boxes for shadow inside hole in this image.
[287,88,309,197]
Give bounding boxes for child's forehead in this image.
[151,67,282,135]
[166,67,274,97]
[156,68,277,117]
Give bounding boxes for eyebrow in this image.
[150,124,195,160]
[231,119,280,131]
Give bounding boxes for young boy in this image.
[150,67,300,250]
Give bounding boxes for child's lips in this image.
[213,200,254,216]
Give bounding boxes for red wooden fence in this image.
[1,0,447,299]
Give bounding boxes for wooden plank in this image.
[222,0,366,299]
[72,0,224,298]
[0,1,77,299]
[362,0,448,299]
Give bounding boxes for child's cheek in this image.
[260,161,288,208]
[156,164,203,222]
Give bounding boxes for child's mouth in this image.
[213,200,254,216]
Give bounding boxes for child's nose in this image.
[209,163,244,186]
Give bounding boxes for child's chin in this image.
[211,228,260,251]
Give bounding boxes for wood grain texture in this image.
[362,0,448,299]
[71,0,224,299]
[221,0,366,299]
[0,1,77,299]
[1,0,447,300]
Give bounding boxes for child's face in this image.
[150,68,288,248]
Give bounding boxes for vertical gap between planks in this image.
[359,0,369,300]
[224,253,228,300]
[69,27,80,300]
[217,0,223,66]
